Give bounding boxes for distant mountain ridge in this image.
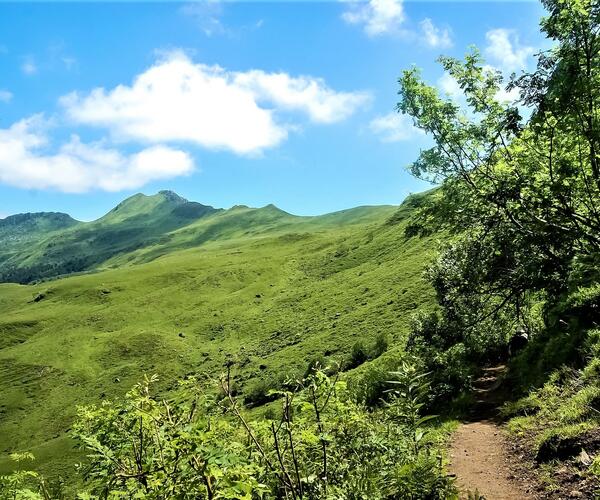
[0,191,397,284]
[0,212,79,257]
[0,212,78,234]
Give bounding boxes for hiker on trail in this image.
[508,328,528,358]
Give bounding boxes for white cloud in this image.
[0,115,194,193]
[180,1,226,37]
[0,90,13,103]
[369,112,424,142]
[485,29,534,73]
[60,51,370,155]
[437,72,463,101]
[342,0,405,37]
[419,18,452,49]
[495,85,520,104]
[233,70,371,124]
[21,57,37,75]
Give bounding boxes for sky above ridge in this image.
[0,1,546,221]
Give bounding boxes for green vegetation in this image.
[395,0,600,492]
[0,192,443,492]
[0,191,218,283]
[2,0,600,496]
[1,367,456,499]
[0,190,399,285]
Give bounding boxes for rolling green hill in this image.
[0,191,220,284]
[0,191,437,487]
[0,191,398,284]
[0,213,79,269]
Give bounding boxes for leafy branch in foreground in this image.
[73,374,266,499]
[0,453,51,500]
[69,366,454,499]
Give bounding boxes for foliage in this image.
[346,334,390,370]
[73,374,266,499]
[0,453,49,500]
[398,0,600,403]
[347,341,368,369]
[591,455,600,477]
[69,368,455,499]
[503,322,600,460]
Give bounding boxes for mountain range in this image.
[0,190,397,284]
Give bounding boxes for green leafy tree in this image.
[398,0,600,394]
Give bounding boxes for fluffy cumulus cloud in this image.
[485,29,535,73]
[0,115,194,193]
[342,0,405,37]
[60,52,370,155]
[233,70,370,124]
[0,90,12,103]
[419,18,452,49]
[369,112,424,142]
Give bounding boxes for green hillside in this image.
[0,213,79,267]
[0,193,436,486]
[3,1,600,496]
[0,191,398,285]
[0,191,220,284]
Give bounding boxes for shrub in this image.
[371,333,389,359]
[73,374,266,499]
[0,453,48,500]
[71,369,455,499]
[347,340,368,369]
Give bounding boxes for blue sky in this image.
[0,1,545,221]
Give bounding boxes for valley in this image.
[0,191,436,485]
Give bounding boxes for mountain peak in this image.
[105,191,187,221]
[0,212,79,248]
[261,203,291,216]
[158,190,188,204]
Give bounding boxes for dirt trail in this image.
[449,366,537,499]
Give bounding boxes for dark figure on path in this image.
[508,328,528,358]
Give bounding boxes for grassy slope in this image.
[500,286,600,494]
[0,197,439,485]
[0,213,79,265]
[0,191,219,283]
[0,190,397,285]
[103,204,400,268]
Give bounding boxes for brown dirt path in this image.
[449,366,538,499]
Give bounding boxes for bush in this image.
[406,311,474,405]
[0,453,48,500]
[345,334,390,372]
[347,340,368,369]
[70,369,455,499]
[243,370,303,407]
[371,333,389,359]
